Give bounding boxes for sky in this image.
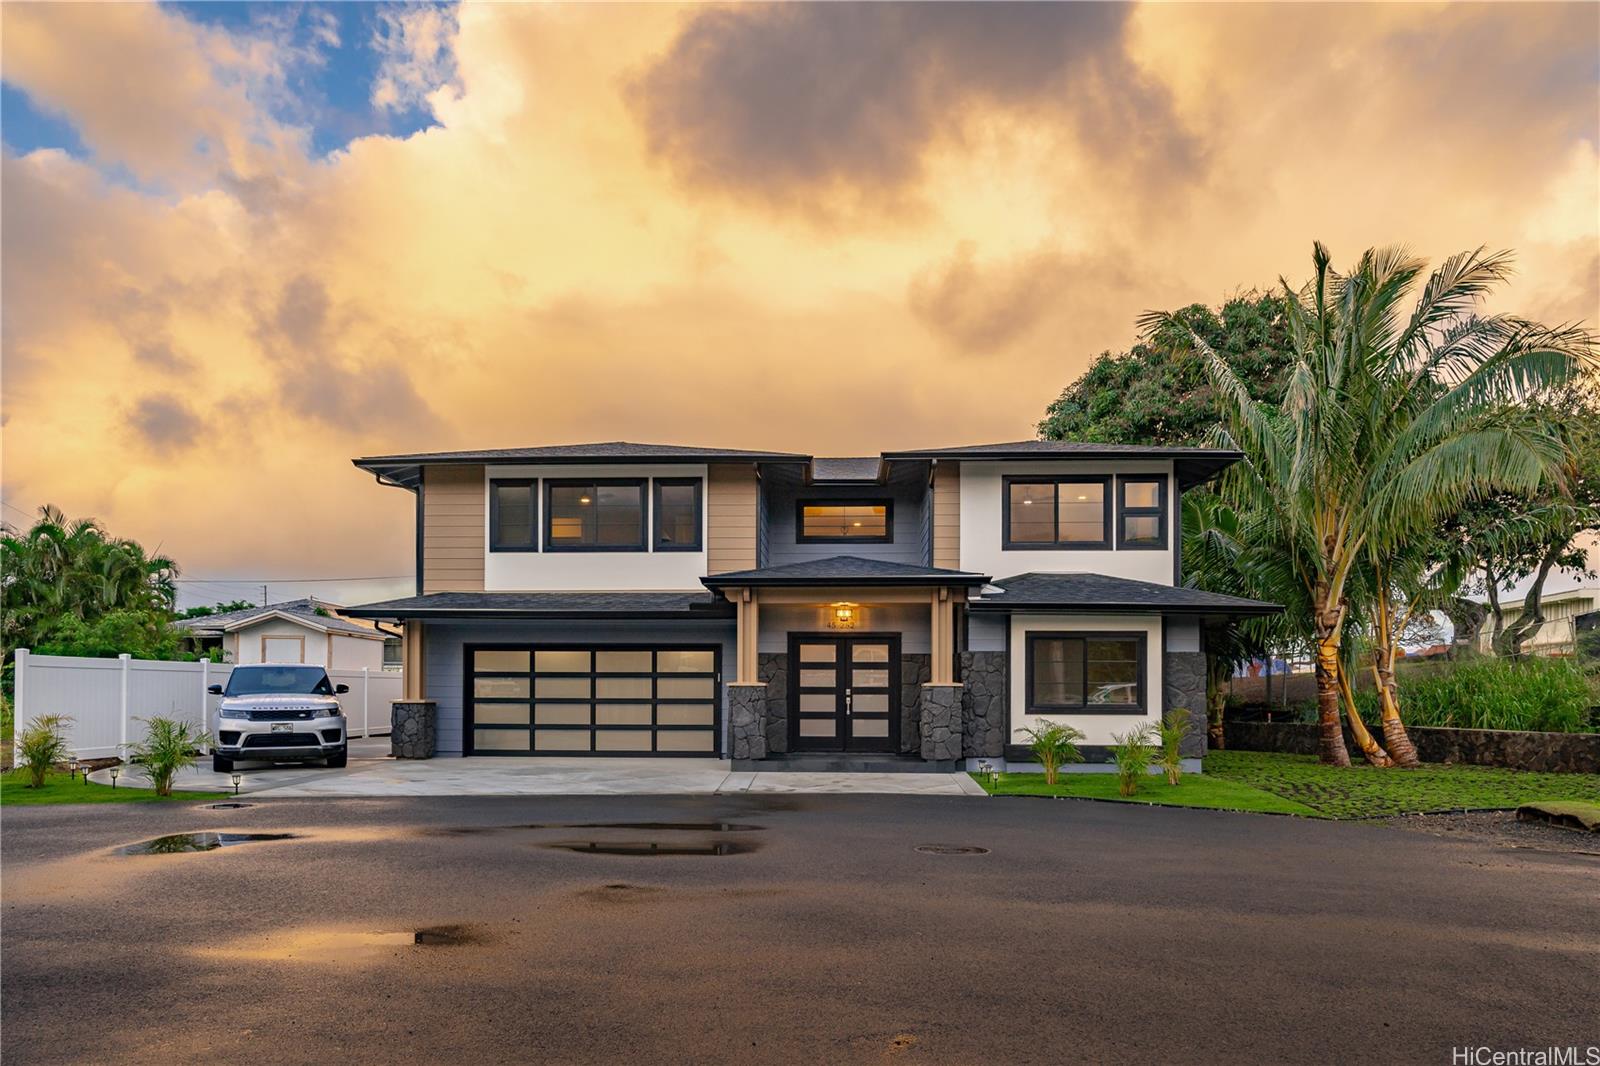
[2,2,1597,610]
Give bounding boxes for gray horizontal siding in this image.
[423,619,737,756]
[757,603,931,654]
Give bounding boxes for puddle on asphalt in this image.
[199,802,256,810]
[525,821,764,833]
[913,844,989,855]
[120,832,298,855]
[196,924,484,964]
[546,840,756,857]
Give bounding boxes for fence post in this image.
[118,653,132,752]
[200,658,210,752]
[362,666,370,738]
[12,648,27,762]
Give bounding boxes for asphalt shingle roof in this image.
[357,441,810,465]
[878,441,1243,490]
[341,591,727,619]
[173,598,381,636]
[702,555,989,587]
[969,572,1280,615]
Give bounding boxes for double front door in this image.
[789,634,899,752]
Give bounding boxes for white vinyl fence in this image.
[11,649,400,759]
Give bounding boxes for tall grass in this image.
[1356,657,1597,734]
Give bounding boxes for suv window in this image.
[225,666,334,697]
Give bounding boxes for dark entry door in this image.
[790,634,899,753]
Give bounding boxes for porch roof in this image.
[340,590,732,620]
[702,555,990,589]
[968,572,1280,616]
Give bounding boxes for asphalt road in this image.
[3,794,1597,1065]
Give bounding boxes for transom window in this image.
[1026,633,1145,713]
[489,479,537,551]
[798,500,892,543]
[1003,476,1110,549]
[1118,477,1168,549]
[544,479,646,551]
[653,478,703,551]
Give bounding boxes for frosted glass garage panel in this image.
[657,731,714,752]
[475,676,530,698]
[595,704,652,725]
[535,650,590,672]
[594,730,654,752]
[657,677,714,699]
[475,703,530,725]
[474,729,530,751]
[595,650,652,673]
[536,676,590,699]
[475,650,530,672]
[535,729,592,751]
[534,704,591,725]
[596,677,652,699]
[657,650,714,673]
[656,704,713,726]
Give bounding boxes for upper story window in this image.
[544,479,647,551]
[654,478,703,551]
[798,500,892,543]
[1026,632,1145,714]
[489,479,537,551]
[1117,477,1168,550]
[1002,476,1110,550]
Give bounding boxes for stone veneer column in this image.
[391,700,437,759]
[919,683,963,762]
[959,651,1006,758]
[757,653,788,754]
[1163,652,1207,758]
[727,682,769,760]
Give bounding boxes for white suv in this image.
[210,664,349,773]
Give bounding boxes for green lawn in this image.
[971,768,1318,815]
[1,769,227,806]
[975,751,1600,820]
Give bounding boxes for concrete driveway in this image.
[88,739,985,797]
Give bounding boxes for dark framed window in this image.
[544,479,647,551]
[797,499,893,543]
[653,478,703,552]
[1117,476,1168,550]
[489,479,537,551]
[1025,632,1146,714]
[1002,476,1111,550]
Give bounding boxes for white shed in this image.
[174,599,398,671]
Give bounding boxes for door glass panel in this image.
[475,650,530,672]
[534,729,592,751]
[657,704,713,726]
[851,719,889,738]
[798,693,834,712]
[534,704,591,725]
[799,669,836,687]
[595,730,654,751]
[657,650,714,673]
[852,644,889,662]
[535,650,590,672]
[474,729,530,751]
[474,676,530,698]
[475,703,530,725]
[799,719,836,737]
[852,693,889,713]
[595,704,652,725]
[657,676,714,699]
[596,676,652,699]
[595,650,652,673]
[657,731,714,752]
[798,643,837,663]
[852,669,889,687]
[536,676,590,699]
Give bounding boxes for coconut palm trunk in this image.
[1368,584,1421,767]
[1311,593,1352,766]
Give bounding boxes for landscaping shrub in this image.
[126,716,205,797]
[1158,710,1191,785]
[1110,724,1156,797]
[1356,657,1597,734]
[16,714,72,788]
[1018,721,1085,785]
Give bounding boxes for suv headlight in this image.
[319,706,343,718]
[217,706,249,720]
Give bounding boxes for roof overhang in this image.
[880,447,1244,491]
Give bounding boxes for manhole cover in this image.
[201,802,255,810]
[914,844,989,855]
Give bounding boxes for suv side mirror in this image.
[207,684,223,695]
[335,684,350,694]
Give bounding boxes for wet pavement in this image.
[3,794,1596,1064]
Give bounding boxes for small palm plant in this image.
[1157,709,1192,786]
[16,714,72,789]
[127,717,205,797]
[1110,724,1156,797]
[1018,721,1085,785]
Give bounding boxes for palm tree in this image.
[1146,243,1595,766]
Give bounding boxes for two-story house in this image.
[344,441,1277,770]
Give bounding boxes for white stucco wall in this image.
[482,463,709,591]
[959,461,1176,584]
[1007,612,1163,747]
[232,619,328,664]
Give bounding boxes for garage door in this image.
[467,645,720,756]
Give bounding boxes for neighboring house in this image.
[1477,586,1599,657]
[175,598,398,671]
[344,441,1276,768]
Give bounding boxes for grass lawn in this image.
[971,768,1318,815]
[1,769,228,806]
[1205,751,1600,820]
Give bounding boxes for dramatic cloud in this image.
[631,3,1194,216]
[0,2,1594,597]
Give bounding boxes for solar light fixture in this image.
[230,773,242,796]
[109,766,120,789]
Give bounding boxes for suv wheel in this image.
[326,749,348,769]
[212,753,234,774]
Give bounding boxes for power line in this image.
[174,575,412,583]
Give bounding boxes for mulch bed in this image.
[1377,810,1600,856]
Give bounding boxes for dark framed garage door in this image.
[465,644,720,756]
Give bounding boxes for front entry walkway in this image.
[88,739,985,797]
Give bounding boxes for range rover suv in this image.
[209,663,349,773]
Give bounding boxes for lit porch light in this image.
[829,603,858,630]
